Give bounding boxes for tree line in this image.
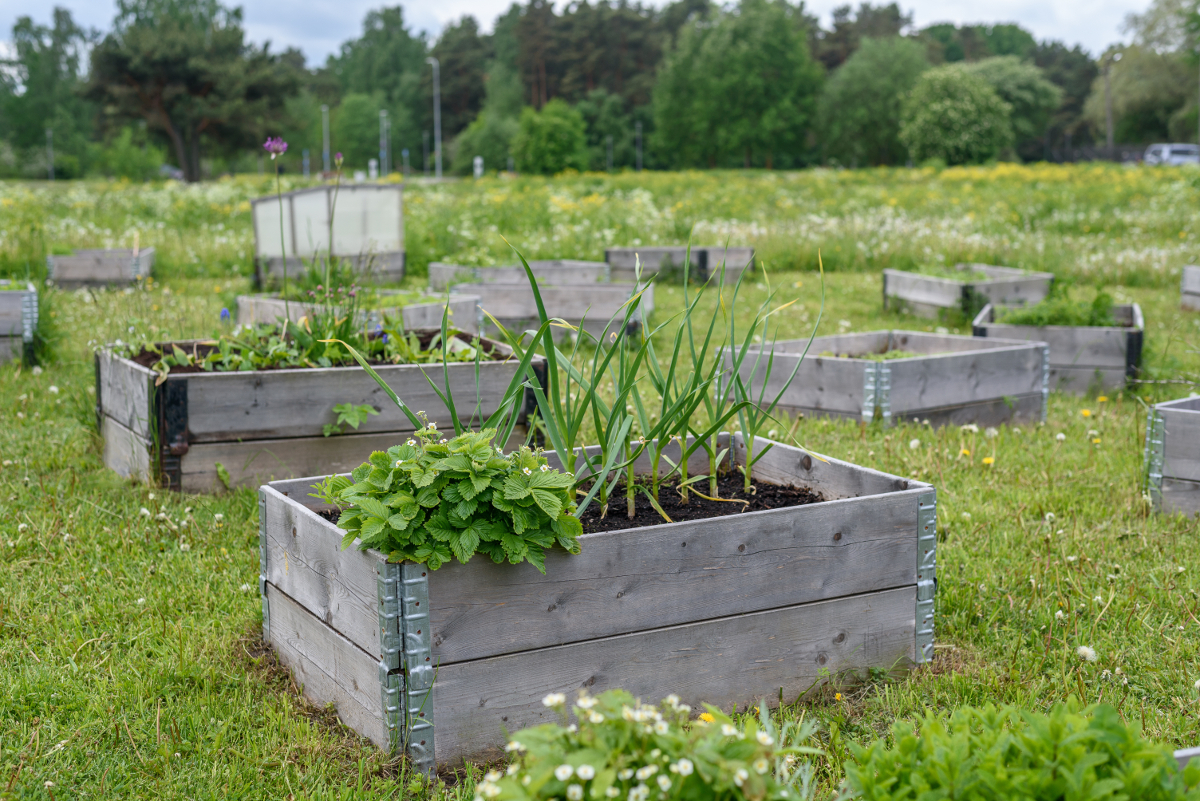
[0,0,1195,180]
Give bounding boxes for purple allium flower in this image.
[220,307,230,321]
[334,152,343,165]
[263,137,288,159]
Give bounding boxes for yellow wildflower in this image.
[834,693,843,701]
[1081,409,1091,417]
[699,713,715,723]
[1097,396,1108,403]
[982,457,995,465]
[960,448,970,456]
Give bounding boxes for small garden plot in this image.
[258,434,935,771]
[605,245,754,283]
[450,281,653,341]
[0,280,36,364]
[96,328,540,492]
[972,295,1143,394]
[1144,396,1200,516]
[883,263,1053,318]
[428,259,609,291]
[251,184,405,284]
[727,330,1048,427]
[236,291,483,334]
[1182,265,1200,311]
[46,247,154,287]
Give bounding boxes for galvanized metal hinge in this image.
[915,491,937,664]
[1039,344,1050,422]
[258,491,270,643]
[1144,408,1164,513]
[21,288,37,344]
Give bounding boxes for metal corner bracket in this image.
[861,363,877,423]
[915,490,937,664]
[1039,344,1050,423]
[378,561,436,776]
[1143,408,1164,513]
[258,491,270,643]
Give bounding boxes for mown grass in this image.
[1,170,1199,798]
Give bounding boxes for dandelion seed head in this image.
[1077,645,1097,662]
[1056,432,1066,441]
[909,438,921,449]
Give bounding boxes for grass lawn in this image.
[1,167,1199,798]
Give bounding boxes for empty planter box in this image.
[451,282,652,341]
[428,260,609,292]
[726,330,1049,426]
[605,246,754,284]
[252,184,405,284]
[47,248,154,288]
[0,281,37,364]
[235,293,483,334]
[1144,396,1200,516]
[972,303,1143,394]
[257,434,936,772]
[882,264,1053,318]
[1182,266,1200,311]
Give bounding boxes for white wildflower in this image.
[48,385,59,394]
[754,758,770,775]
[31,366,42,375]
[576,695,597,710]
[1094,596,1102,603]
[605,787,619,798]
[485,771,503,782]
[543,693,567,708]
[674,759,693,777]
[960,424,979,434]
[909,438,921,449]
[214,513,224,522]
[1076,645,1098,662]
[555,764,574,781]
[523,467,533,476]
[540,464,549,472]
[656,775,671,791]
[734,769,749,787]
[504,740,524,753]
[506,765,519,776]
[139,508,151,517]
[653,720,668,734]
[1055,610,1064,620]
[961,512,972,521]
[239,583,251,592]
[1056,432,1066,442]
[1066,555,1077,563]
[984,427,998,438]
[576,765,595,780]
[428,421,437,430]
[567,784,584,801]
[179,542,191,552]
[590,712,606,724]
[407,439,416,446]
[618,769,635,781]
[721,723,739,737]
[137,597,145,604]
[17,523,27,532]
[756,730,774,746]
[1044,512,1055,523]
[1194,679,1200,692]
[635,765,658,780]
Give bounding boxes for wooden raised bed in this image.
[605,246,754,284]
[883,264,1053,318]
[450,281,653,341]
[726,330,1048,427]
[0,281,37,364]
[47,248,155,288]
[252,184,405,285]
[1144,396,1200,516]
[972,303,1143,394]
[258,434,936,773]
[235,293,483,334]
[1182,265,1200,311]
[95,334,540,492]
[428,260,609,292]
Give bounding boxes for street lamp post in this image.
[426,57,442,179]
[321,104,330,174]
[379,110,389,177]
[635,121,642,172]
[1103,52,1122,160]
[46,129,54,180]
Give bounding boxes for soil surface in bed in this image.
[577,472,823,533]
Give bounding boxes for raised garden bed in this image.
[972,303,1143,394]
[46,248,154,288]
[882,264,1053,318]
[1182,265,1200,311]
[450,281,652,341]
[235,292,483,334]
[1143,396,1200,516]
[258,434,936,772]
[252,184,404,285]
[605,246,754,284]
[428,260,609,292]
[95,333,539,492]
[0,281,37,364]
[725,330,1048,427]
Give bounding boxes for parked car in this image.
[1144,143,1200,165]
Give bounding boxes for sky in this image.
[2,0,1146,66]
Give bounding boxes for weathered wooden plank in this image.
[606,246,754,284]
[428,261,609,291]
[100,414,152,482]
[739,435,919,499]
[452,282,641,320]
[0,336,19,364]
[235,293,482,334]
[433,585,916,765]
[257,253,406,284]
[968,275,1054,307]
[884,267,1052,314]
[887,344,1043,412]
[425,488,919,665]
[182,429,429,493]
[47,248,154,286]
[1160,478,1200,515]
[97,349,155,440]
[725,335,873,421]
[1175,745,1200,771]
[1184,293,1200,312]
[261,485,385,658]
[883,270,961,310]
[1161,406,1200,482]
[1047,367,1128,394]
[1182,265,1200,295]
[265,583,389,749]
[183,355,527,442]
[891,393,1044,427]
[401,296,481,333]
[0,287,31,335]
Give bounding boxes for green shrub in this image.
[845,702,1200,801]
[486,689,820,801]
[451,110,520,175]
[899,65,1013,165]
[999,290,1117,327]
[511,99,588,175]
[316,426,582,572]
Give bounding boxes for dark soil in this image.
[129,329,502,374]
[578,471,823,533]
[313,473,823,534]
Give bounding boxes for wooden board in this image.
[1047,367,1128,394]
[433,585,916,765]
[887,344,1043,412]
[257,253,406,285]
[1182,266,1200,295]
[0,286,33,337]
[1160,478,1200,515]
[737,434,920,500]
[265,584,390,749]
[235,293,482,334]
[100,415,152,482]
[606,247,754,284]
[882,270,961,311]
[0,336,18,364]
[48,248,154,286]
[97,349,155,440]
[1184,293,1200,312]
[1161,403,1200,482]
[891,393,1044,427]
[883,267,1052,316]
[451,282,643,321]
[428,261,609,292]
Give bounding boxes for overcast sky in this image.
[4,0,1143,66]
